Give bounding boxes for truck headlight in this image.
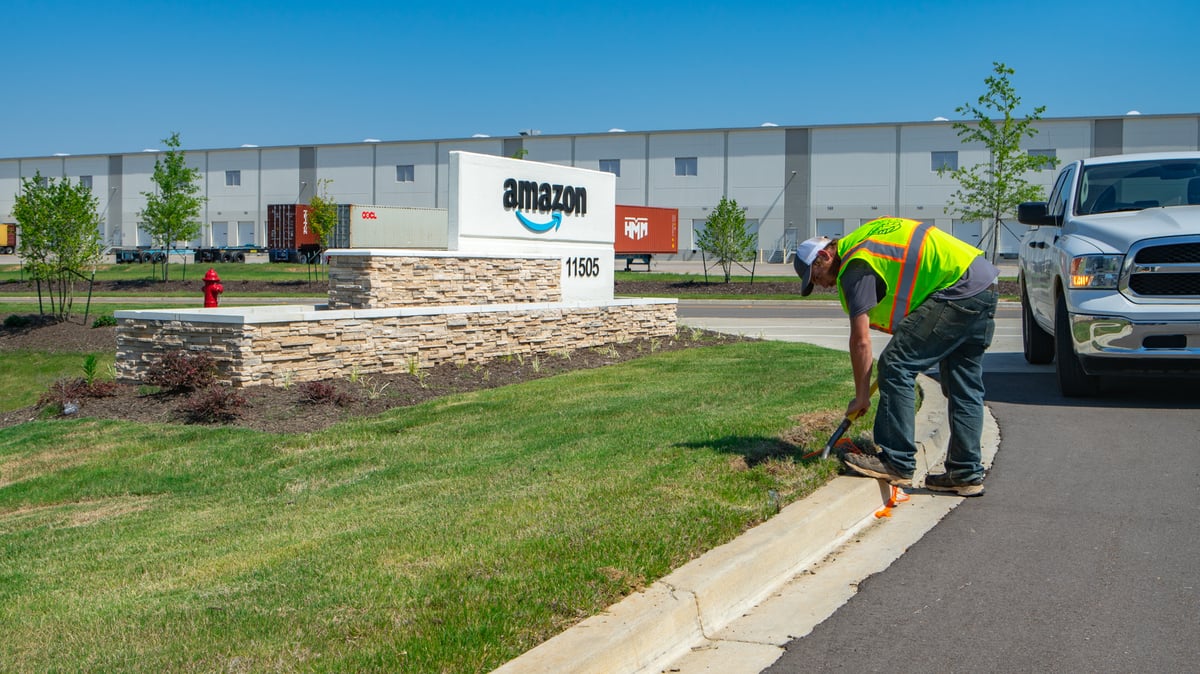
[1069,255,1123,289]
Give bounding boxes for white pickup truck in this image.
[1017,152,1200,396]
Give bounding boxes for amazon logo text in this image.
[502,178,587,232]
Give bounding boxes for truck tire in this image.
[1054,292,1100,397]
[1021,279,1054,364]
[235,252,246,262]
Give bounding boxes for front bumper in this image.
[1070,313,1200,375]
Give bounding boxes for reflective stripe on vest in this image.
[842,220,934,330]
[836,218,979,333]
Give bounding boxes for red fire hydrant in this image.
[203,268,224,307]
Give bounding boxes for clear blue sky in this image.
[4,0,1197,158]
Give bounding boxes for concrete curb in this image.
[493,374,955,674]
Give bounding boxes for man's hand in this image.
[846,395,872,420]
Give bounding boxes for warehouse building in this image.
[1,112,1198,261]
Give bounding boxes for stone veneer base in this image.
[115,299,678,388]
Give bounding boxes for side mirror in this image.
[1017,202,1061,227]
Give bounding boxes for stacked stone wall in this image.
[327,254,561,309]
[116,252,676,388]
[116,303,677,387]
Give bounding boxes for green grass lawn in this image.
[0,340,862,672]
[0,350,116,411]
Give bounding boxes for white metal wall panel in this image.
[1124,117,1200,153]
[575,133,647,207]
[19,157,66,180]
[63,157,108,184]
[206,150,259,224]
[1026,120,1091,191]
[523,137,574,165]
[65,157,113,243]
[374,142,438,208]
[649,133,724,250]
[811,127,896,211]
[316,145,373,205]
[259,148,301,207]
[121,153,165,246]
[0,160,17,221]
[435,139,504,207]
[899,124,961,215]
[728,130,786,247]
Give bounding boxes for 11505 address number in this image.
[565,256,601,277]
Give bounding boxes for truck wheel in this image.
[1054,292,1100,397]
[154,253,166,263]
[235,252,246,262]
[1021,280,1054,364]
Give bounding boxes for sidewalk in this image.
[494,376,1000,673]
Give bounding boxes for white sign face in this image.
[448,151,616,303]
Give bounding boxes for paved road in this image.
[765,371,1200,672]
[678,300,1200,673]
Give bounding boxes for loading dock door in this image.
[211,221,230,247]
[952,219,982,247]
[816,219,844,239]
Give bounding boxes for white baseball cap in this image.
[792,236,831,296]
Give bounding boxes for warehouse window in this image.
[931,151,957,172]
[1028,148,1057,170]
[599,159,621,177]
[225,170,241,187]
[675,157,698,176]
[79,175,93,190]
[396,164,415,182]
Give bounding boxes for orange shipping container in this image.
[266,204,318,250]
[614,205,678,254]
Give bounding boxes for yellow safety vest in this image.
[836,218,982,334]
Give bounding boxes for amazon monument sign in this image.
[449,151,615,304]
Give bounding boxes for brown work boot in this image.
[924,472,985,497]
[841,450,913,488]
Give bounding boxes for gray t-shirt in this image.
[840,255,999,318]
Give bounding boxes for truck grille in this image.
[1135,243,1200,264]
[1128,273,1200,296]
[1127,240,1200,298]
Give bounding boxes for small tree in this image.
[12,172,104,320]
[307,179,338,250]
[140,132,204,280]
[305,178,338,278]
[696,196,756,282]
[941,62,1056,262]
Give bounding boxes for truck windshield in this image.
[1076,159,1200,215]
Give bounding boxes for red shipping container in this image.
[266,204,317,251]
[614,205,678,254]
